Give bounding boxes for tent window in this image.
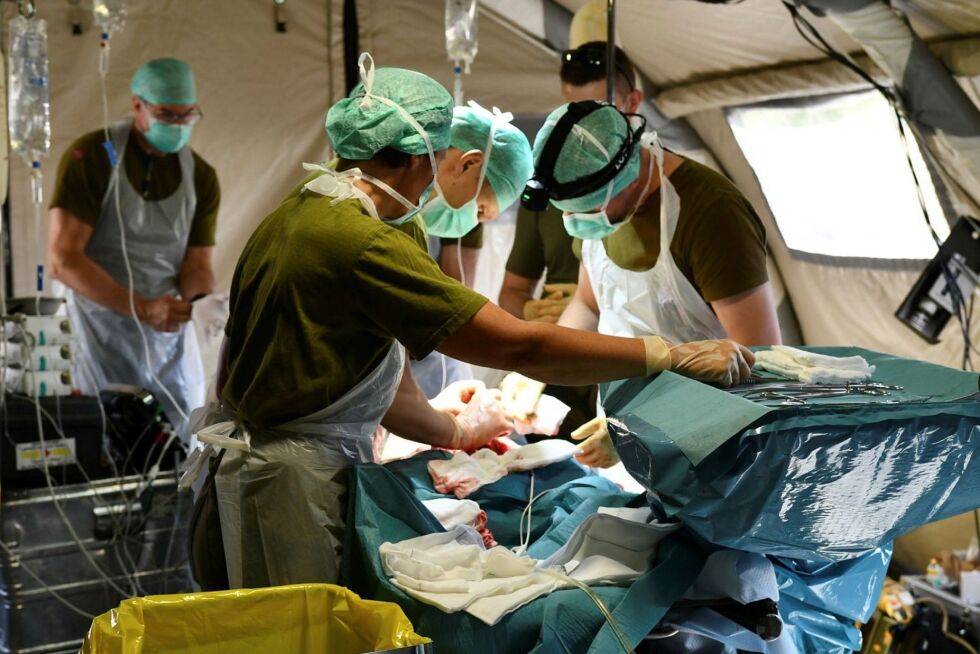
[727,91,949,260]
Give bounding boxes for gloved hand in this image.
[522,284,577,323]
[448,388,514,450]
[430,380,487,416]
[667,338,754,387]
[499,372,546,420]
[570,416,620,468]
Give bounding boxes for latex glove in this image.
[430,379,487,416]
[499,372,546,420]
[522,284,576,323]
[570,417,620,468]
[523,294,569,322]
[448,388,514,450]
[665,338,755,387]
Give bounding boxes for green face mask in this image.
[144,118,193,153]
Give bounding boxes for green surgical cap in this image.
[326,66,453,160]
[451,104,533,212]
[130,58,196,105]
[532,103,640,213]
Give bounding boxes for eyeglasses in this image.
[140,99,204,126]
[561,45,635,92]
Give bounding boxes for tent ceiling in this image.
[550,0,956,87]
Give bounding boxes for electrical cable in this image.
[911,598,978,654]
[0,539,96,620]
[541,568,635,654]
[783,1,976,370]
[456,235,466,288]
[22,358,132,595]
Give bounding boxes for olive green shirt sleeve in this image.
[188,153,220,247]
[440,223,484,249]
[394,216,430,250]
[505,207,546,280]
[50,132,111,226]
[685,194,769,302]
[353,227,488,359]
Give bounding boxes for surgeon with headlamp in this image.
[523,100,780,468]
[194,55,752,591]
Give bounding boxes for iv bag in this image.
[446,0,478,73]
[7,15,50,164]
[93,0,127,35]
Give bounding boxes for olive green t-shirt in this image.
[50,128,220,246]
[573,158,768,302]
[222,192,488,429]
[506,205,580,287]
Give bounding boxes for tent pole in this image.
[606,0,615,105]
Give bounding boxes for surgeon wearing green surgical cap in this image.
[191,53,753,593]
[419,102,533,239]
[48,57,217,446]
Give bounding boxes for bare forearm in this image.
[439,305,646,386]
[179,265,215,300]
[51,252,142,317]
[557,295,599,331]
[499,285,532,319]
[380,364,456,447]
[712,283,782,346]
[440,245,479,287]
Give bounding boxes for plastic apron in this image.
[66,119,205,441]
[204,171,408,588]
[581,142,727,343]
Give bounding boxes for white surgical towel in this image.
[380,526,558,625]
[754,346,875,384]
[428,441,579,498]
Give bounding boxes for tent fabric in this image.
[804,0,980,210]
[685,107,980,365]
[6,0,978,366]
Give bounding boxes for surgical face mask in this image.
[420,144,492,239]
[421,102,507,239]
[561,141,657,241]
[143,118,193,154]
[561,182,620,240]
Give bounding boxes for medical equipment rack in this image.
[0,473,192,653]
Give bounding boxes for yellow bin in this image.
[81,584,431,654]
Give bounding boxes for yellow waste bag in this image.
[81,583,430,654]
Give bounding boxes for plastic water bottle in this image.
[93,0,126,35]
[445,0,478,73]
[7,15,50,164]
[926,558,949,588]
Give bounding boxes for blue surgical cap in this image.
[450,104,533,212]
[326,64,453,160]
[532,103,640,213]
[131,58,196,105]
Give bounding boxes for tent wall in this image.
[686,107,980,366]
[7,0,343,297]
[5,0,975,367]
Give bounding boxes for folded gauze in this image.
[754,345,875,384]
